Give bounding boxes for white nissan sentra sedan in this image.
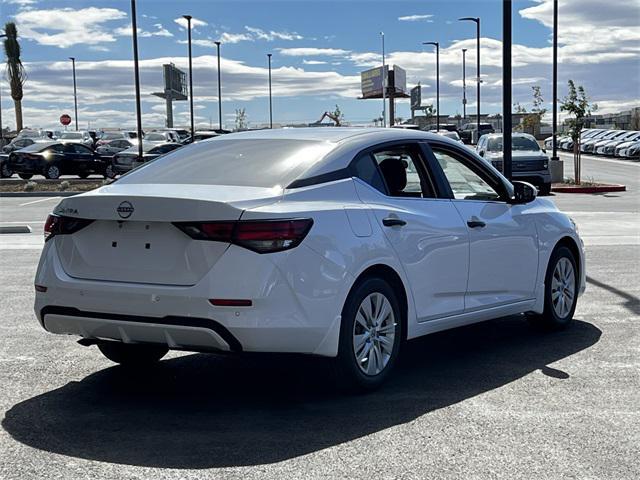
[34,128,585,390]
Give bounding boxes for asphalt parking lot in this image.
[0,152,638,479]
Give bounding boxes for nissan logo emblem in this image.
[117,201,134,219]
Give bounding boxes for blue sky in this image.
[1,0,638,130]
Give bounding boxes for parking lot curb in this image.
[0,192,79,198]
[552,184,626,194]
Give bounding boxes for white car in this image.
[59,131,94,148]
[34,128,585,390]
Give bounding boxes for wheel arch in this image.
[553,235,581,280]
[350,263,409,341]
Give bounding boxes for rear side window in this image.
[352,155,386,193]
[118,138,335,188]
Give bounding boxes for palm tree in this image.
[3,23,27,132]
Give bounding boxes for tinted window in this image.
[47,145,65,154]
[145,133,167,142]
[20,142,57,152]
[352,155,386,194]
[71,144,92,154]
[60,132,84,140]
[432,147,502,201]
[488,136,539,152]
[118,139,335,188]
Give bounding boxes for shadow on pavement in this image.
[587,275,640,315]
[2,316,601,469]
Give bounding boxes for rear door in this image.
[426,142,539,311]
[353,142,469,321]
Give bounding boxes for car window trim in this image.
[423,140,513,202]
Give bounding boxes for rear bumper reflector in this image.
[209,299,253,307]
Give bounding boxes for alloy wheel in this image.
[551,257,575,318]
[352,292,396,376]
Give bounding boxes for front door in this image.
[353,142,469,321]
[427,144,539,311]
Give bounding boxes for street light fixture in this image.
[380,32,386,128]
[267,53,273,129]
[69,57,78,131]
[423,41,440,131]
[459,16,481,138]
[183,15,195,142]
[130,0,143,160]
[462,48,467,120]
[214,41,222,131]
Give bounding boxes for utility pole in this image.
[459,17,481,138]
[380,32,386,128]
[267,53,273,128]
[69,57,78,131]
[130,0,143,160]
[183,15,195,142]
[0,34,6,145]
[215,41,222,131]
[502,0,512,180]
[551,0,559,161]
[462,48,467,120]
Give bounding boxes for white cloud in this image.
[15,7,127,48]
[244,26,303,41]
[173,17,208,29]
[398,14,434,22]
[114,23,174,38]
[3,0,38,5]
[277,48,350,57]
[303,60,328,65]
[219,32,253,44]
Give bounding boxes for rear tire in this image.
[333,277,402,392]
[97,342,168,366]
[528,246,578,330]
[18,173,33,180]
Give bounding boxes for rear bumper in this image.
[34,239,349,357]
[8,159,45,174]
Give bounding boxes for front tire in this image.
[97,341,168,366]
[539,182,552,196]
[334,277,402,392]
[43,164,61,179]
[529,246,578,330]
[1,163,13,178]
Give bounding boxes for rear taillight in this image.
[173,218,313,254]
[44,214,94,241]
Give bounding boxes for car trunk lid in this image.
[52,183,283,286]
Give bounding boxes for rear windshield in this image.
[101,132,123,140]
[19,142,56,152]
[145,133,167,141]
[117,138,335,188]
[61,132,84,139]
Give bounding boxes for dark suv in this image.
[459,123,495,144]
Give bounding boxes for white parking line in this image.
[558,152,640,168]
[19,197,61,207]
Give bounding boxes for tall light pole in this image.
[215,41,222,131]
[551,0,559,162]
[69,57,78,131]
[267,53,273,128]
[502,0,512,180]
[183,15,195,142]
[459,17,480,139]
[462,48,467,120]
[423,42,440,131]
[0,34,6,145]
[130,0,143,160]
[380,32,386,128]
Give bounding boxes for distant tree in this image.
[331,104,344,125]
[3,22,27,132]
[372,117,379,127]
[630,109,640,130]
[521,86,547,135]
[234,108,247,131]
[395,116,404,124]
[561,80,597,184]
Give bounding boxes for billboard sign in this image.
[361,65,388,99]
[163,63,188,100]
[392,66,407,95]
[410,86,421,110]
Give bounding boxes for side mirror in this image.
[542,148,547,153]
[478,150,485,157]
[511,181,537,204]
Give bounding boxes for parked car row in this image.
[0,129,226,179]
[544,128,640,158]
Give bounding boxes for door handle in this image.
[383,217,407,227]
[467,220,486,228]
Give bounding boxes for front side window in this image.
[431,148,502,202]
